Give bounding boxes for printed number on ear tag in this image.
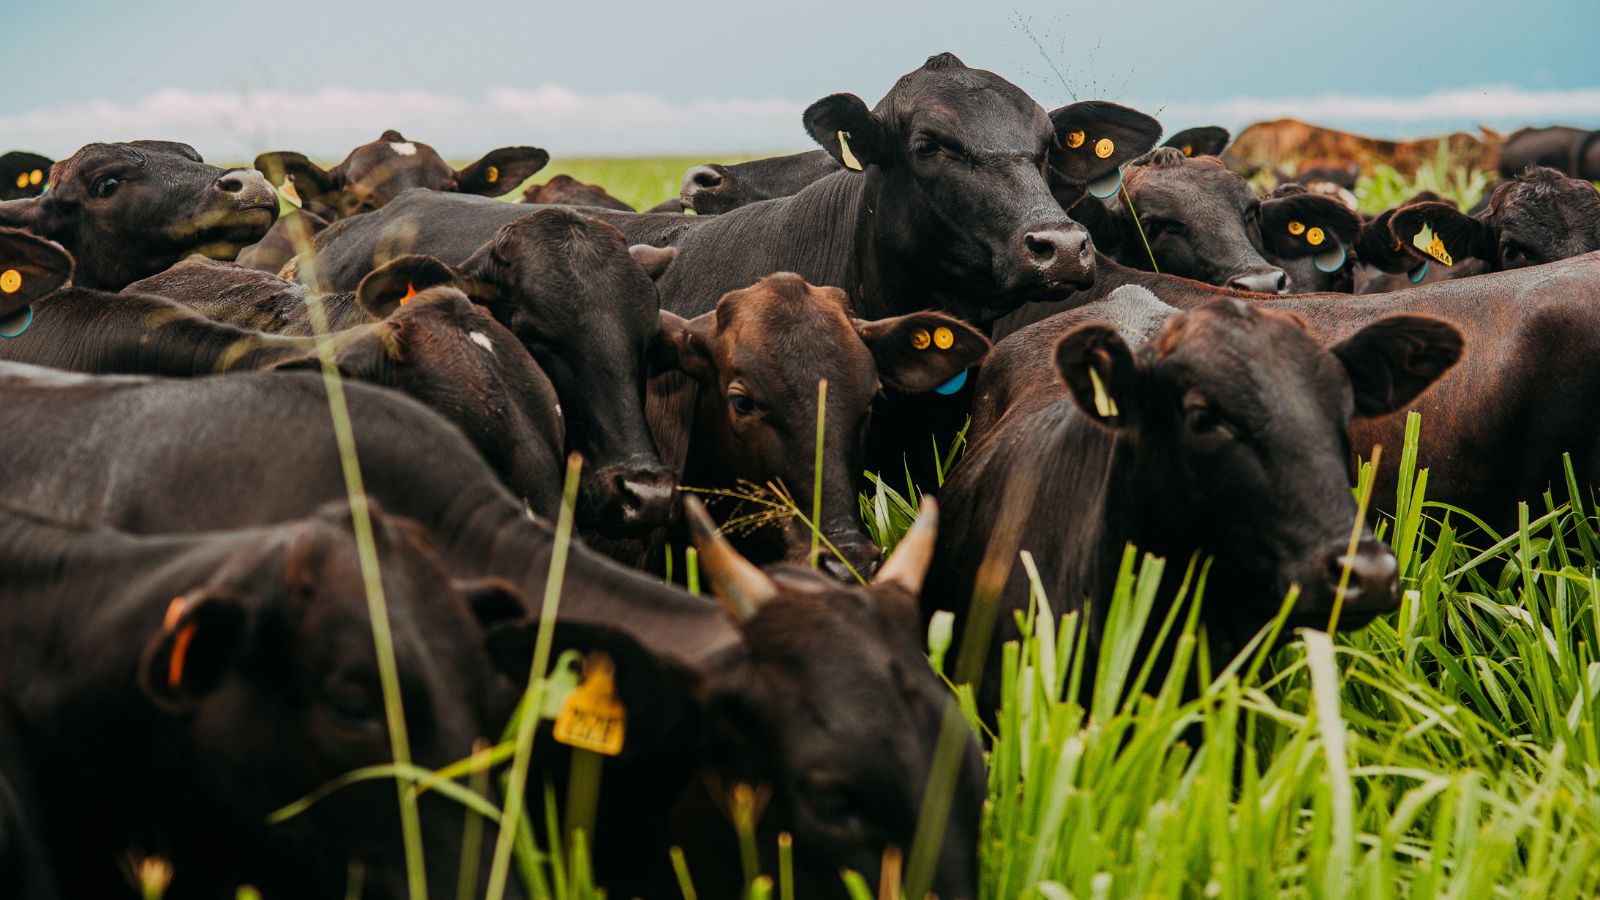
[838,132,863,171]
[1087,366,1119,418]
[1087,167,1123,200]
[553,651,626,756]
[1411,223,1453,267]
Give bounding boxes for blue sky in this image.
[6,0,1598,159]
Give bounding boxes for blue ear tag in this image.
[1313,241,1348,273]
[1407,261,1429,284]
[0,306,33,339]
[934,369,969,395]
[1086,167,1123,200]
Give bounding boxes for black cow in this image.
[0,228,73,333]
[1161,126,1230,158]
[936,286,1463,713]
[1390,167,1600,272]
[241,129,551,273]
[0,499,524,899]
[0,141,277,289]
[520,173,634,210]
[0,703,56,900]
[0,363,985,899]
[1498,126,1600,180]
[0,151,52,201]
[677,150,841,214]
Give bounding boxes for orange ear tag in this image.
[485,165,500,184]
[399,283,418,306]
[29,169,42,186]
[162,597,196,689]
[0,270,21,295]
[553,651,626,756]
[910,328,931,351]
[932,326,954,350]
[1065,130,1085,149]
[13,173,26,190]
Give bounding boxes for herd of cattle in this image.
[1,51,1598,899]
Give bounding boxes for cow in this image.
[1498,126,1600,180]
[936,286,1463,714]
[651,272,988,576]
[1067,148,1362,293]
[520,174,634,210]
[0,227,73,334]
[1389,167,1600,273]
[241,130,551,273]
[0,236,564,516]
[677,150,841,214]
[1161,126,1230,158]
[0,703,56,900]
[0,499,526,899]
[0,151,52,201]
[153,208,681,537]
[1222,118,1502,178]
[0,363,985,899]
[0,141,278,289]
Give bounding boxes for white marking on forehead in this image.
[389,142,418,157]
[469,331,495,354]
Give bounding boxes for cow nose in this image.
[683,164,724,192]
[1227,267,1288,294]
[817,534,884,582]
[1021,226,1094,284]
[215,168,275,203]
[616,468,677,526]
[1325,539,1400,617]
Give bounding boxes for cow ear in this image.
[0,228,74,321]
[1259,193,1362,266]
[139,590,250,713]
[456,578,528,633]
[1049,101,1162,190]
[1162,126,1230,158]
[0,151,51,201]
[1389,202,1496,269]
[1353,207,1418,274]
[456,147,550,197]
[254,151,340,208]
[1054,323,1142,429]
[629,244,677,281]
[1331,314,1464,417]
[855,312,990,395]
[651,310,716,381]
[804,94,886,172]
[355,254,467,318]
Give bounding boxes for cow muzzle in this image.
[582,460,678,537]
[1017,222,1095,288]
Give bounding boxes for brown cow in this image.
[520,173,634,210]
[1222,118,1502,177]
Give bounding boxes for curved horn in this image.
[684,496,777,622]
[874,496,938,595]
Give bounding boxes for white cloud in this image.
[4,83,1600,164]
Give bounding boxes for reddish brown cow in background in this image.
[1222,118,1502,177]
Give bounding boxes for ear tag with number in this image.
[553,651,626,756]
[838,132,863,171]
[1411,223,1453,267]
[935,369,968,395]
[1087,366,1119,418]
[1087,167,1123,200]
[1313,240,1348,273]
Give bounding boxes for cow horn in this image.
[874,496,938,595]
[684,496,777,622]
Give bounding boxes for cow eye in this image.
[323,683,380,728]
[808,787,868,838]
[91,176,121,199]
[1501,242,1531,266]
[1186,405,1221,435]
[729,392,758,417]
[911,138,942,159]
[1145,219,1187,238]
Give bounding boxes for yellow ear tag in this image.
[553,651,626,756]
[838,131,863,171]
[399,282,418,306]
[0,270,20,295]
[1412,223,1453,266]
[29,169,42,186]
[485,165,499,184]
[13,173,26,190]
[1287,220,1305,236]
[1087,366,1119,418]
[1306,227,1325,247]
[1066,130,1085,149]
[279,180,302,208]
[1094,138,1115,159]
[910,327,931,351]
[1181,144,1193,156]
[933,326,954,350]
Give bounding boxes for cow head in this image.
[1256,184,1364,292]
[678,150,843,215]
[0,141,278,289]
[658,273,988,578]
[0,151,52,202]
[402,208,680,536]
[1055,299,1463,640]
[0,228,74,331]
[256,130,550,219]
[135,501,525,897]
[801,53,1159,325]
[1390,167,1600,272]
[521,174,634,211]
[487,498,984,899]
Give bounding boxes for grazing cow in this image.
[937,286,1463,713]
[1069,149,1361,293]
[1389,167,1600,272]
[242,130,551,273]
[1498,126,1600,180]
[677,150,841,214]
[520,173,634,210]
[1161,125,1230,158]
[0,238,563,515]
[185,208,680,537]
[0,141,277,289]
[0,500,525,900]
[0,364,985,900]
[0,704,56,900]
[653,273,988,576]
[484,497,985,899]
[0,151,52,201]
[1222,118,1502,177]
